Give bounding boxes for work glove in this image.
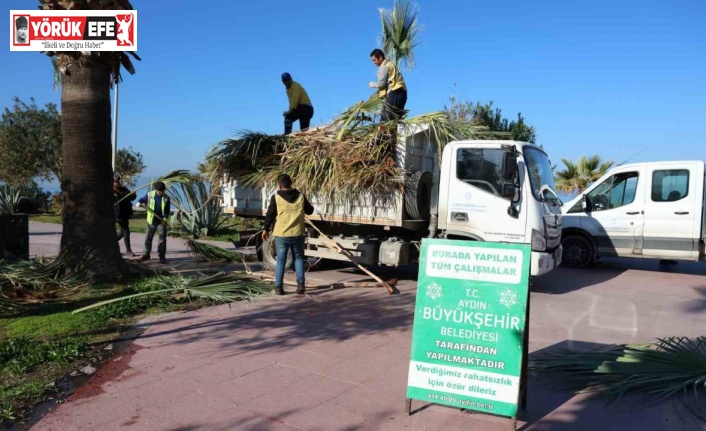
[368,81,378,88]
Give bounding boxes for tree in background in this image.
[554,155,614,196]
[444,95,537,144]
[115,146,146,188]
[0,97,62,186]
[40,0,141,275]
[0,97,146,190]
[378,0,421,72]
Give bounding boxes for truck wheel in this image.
[561,235,593,268]
[261,234,294,271]
[405,170,432,220]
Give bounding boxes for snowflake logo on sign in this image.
[426,282,442,300]
[499,288,518,308]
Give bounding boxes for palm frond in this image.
[116,170,198,207]
[378,0,421,71]
[72,272,272,313]
[530,336,706,401]
[182,238,246,263]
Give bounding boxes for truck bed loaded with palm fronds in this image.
[206,97,564,277]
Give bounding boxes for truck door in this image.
[583,168,644,256]
[446,147,526,242]
[642,165,699,259]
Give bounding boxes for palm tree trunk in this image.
[59,61,123,274]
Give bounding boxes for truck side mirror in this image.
[502,184,520,203]
[502,152,518,180]
[581,195,589,212]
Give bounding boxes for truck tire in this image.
[561,235,594,268]
[405,170,432,220]
[261,234,293,271]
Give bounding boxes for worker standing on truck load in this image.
[369,48,408,121]
[262,174,315,296]
[281,73,314,135]
[137,181,171,264]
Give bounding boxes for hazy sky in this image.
[2,0,705,190]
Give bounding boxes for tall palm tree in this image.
[378,0,421,71]
[555,155,614,196]
[40,0,140,275]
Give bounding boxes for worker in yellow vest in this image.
[369,48,408,122]
[261,174,315,295]
[137,181,171,264]
[281,72,314,135]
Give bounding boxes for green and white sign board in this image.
[406,238,531,417]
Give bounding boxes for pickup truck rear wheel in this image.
[261,234,293,271]
[561,235,593,268]
[405,170,432,220]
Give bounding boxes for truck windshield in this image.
[524,146,560,203]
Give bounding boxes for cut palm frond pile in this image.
[529,336,706,401]
[0,252,106,313]
[206,96,499,204]
[72,272,272,313]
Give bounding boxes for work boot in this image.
[296,282,305,295]
[139,255,150,261]
[274,285,284,296]
[159,257,167,264]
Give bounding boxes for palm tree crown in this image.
[555,155,614,195]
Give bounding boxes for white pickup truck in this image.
[560,160,706,267]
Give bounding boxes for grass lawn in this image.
[29,213,254,242]
[0,279,198,425]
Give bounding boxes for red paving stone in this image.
[25,222,706,430]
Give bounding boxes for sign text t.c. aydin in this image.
[10,10,137,52]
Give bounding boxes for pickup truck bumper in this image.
[531,246,562,276]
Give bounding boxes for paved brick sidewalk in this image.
[24,222,706,430]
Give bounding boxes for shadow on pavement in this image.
[683,287,706,314]
[138,289,417,354]
[530,266,625,295]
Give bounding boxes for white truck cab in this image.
[434,140,563,276]
[560,160,706,266]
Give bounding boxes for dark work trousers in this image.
[144,222,167,259]
[284,104,314,135]
[381,88,408,122]
[116,219,132,252]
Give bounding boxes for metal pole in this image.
[112,79,119,174]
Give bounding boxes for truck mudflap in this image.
[531,246,562,276]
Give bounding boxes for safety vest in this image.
[273,194,305,237]
[378,59,407,98]
[146,191,167,225]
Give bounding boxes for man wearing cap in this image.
[15,16,29,44]
[137,181,171,264]
[281,73,314,135]
[368,49,408,121]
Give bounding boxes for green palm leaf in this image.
[378,0,421,71]
[530,336,706,401]
[72,272,271,314]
